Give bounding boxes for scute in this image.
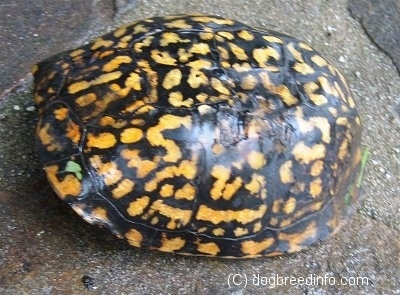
[33,14,363,258]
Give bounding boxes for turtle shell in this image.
[32,14,363,258]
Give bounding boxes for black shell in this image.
[33,14,363,257]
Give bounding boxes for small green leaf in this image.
[65,160,83,180]
[357,147,369,188]
[345,147,370,206]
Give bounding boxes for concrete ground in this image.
[0,0,399,294]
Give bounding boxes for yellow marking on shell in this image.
[91,38,114,50]
[177,48,192,62]
[304,81,328,105]
[234,227,249,237]
[102,55,132,72]
[191,15,234,25]
[150,200,192,229]
[196,242,220,256]
[283,197,296,214]
[253,221,262,233]
[338,137,349,161]
[127,196,150,217]
[311,55,328,67]
[263,35,283,43]
[45,165,81,199]
[223,177,243,200]
[188,69,209,88]
[199,31,214,40]
[151,49,177,65]
[133,35,154,53]
[125,72,142,91]
[241,74,258,90]
[68,71,123,94]
[310,160,324,176]
[299,42,313,51]
[160,32,185,46]
[319,76,339,97]
[54,107,69,121]
[163,69,182,90]
[117,34,132,48]
[217,31,235,40]
[132,23,149,34]
[125,228,143,248]
[259,72,299,106]
[120,127,143,143]
[160,184,174,197]
[298,113,327,142]
[309,177,323,198]
[293,62,315,75]
[212,143,225,155]
[123,100,145,113]
[335,81,347,103]
[196,93,209,103]
[309,116,331,144]
[210,165,231,200]
[253,47,280,66]
[188,43,211,55]
[151,217,159,225]
[241,238,275,256]
[91,207,109,222]
[86,132,117,149]
[69,48,85,58]
[81,91,123,121]
[89,155,122,186]
[188,59,213,69]
[292,141,326,164]
[144,158,197,192]
[98,50,114,59]
[175,183,196,200]
[347,93,356,109]
[272,198,282,214]
[146,114,192,162]
[218,46,230,60]
[210,78,230,95]
[328,107,338,117]
[336,117,349,126]
[196,204,267,224]
[229,43,248,60]
[287,43,304,62]
[38,123,62,152]
[120,149,159,178]
[279,217,294,228]
[197,227,207,233]
[232,62,252,71]
[212,228,225,236]
[112,178,134,199]
[247,151,266,170]
[279,221,317,253]
[279,160,295,184]
[75,93,97,107]
[244,173,266,197]
[168,92,194,107]
[113,26,127,38]
[158,235,186,252]
[238,30,254,41]
[165,19,192,29]
[34,94,44,105]
[130,118,145,126]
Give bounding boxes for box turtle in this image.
[32,14,363,258]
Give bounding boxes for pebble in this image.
[13,105,21,111]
